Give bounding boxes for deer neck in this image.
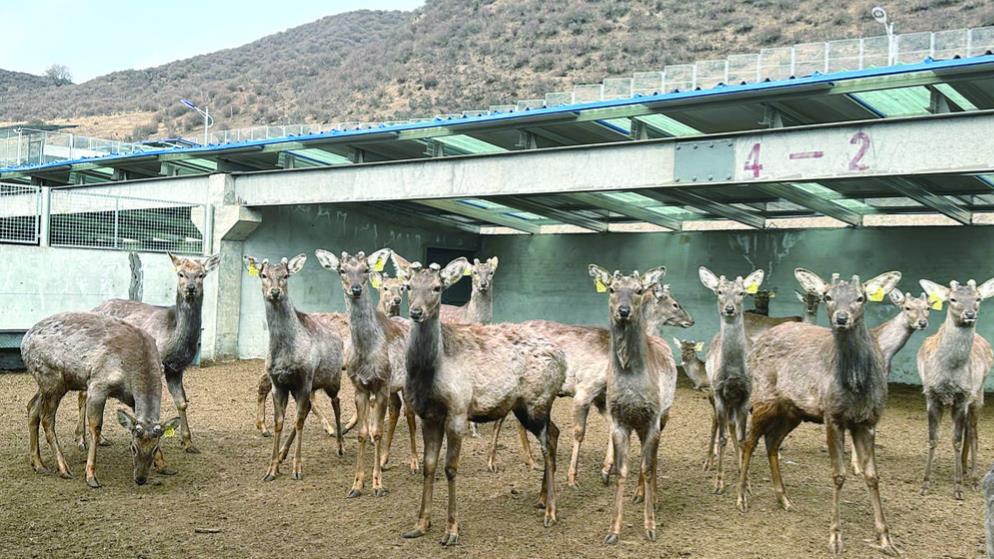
[803,308,818,324]
[610,315,648,372]
[936,314,976,369]
[163,291,203,373]
[466,287,493,324]
[718,312,748,367]
[830,317,882,394]
[405,314,444,415]
[346,289,385,355]
[264,294,301,356]
[872,310,914,367]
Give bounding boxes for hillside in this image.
[2,0,992,140]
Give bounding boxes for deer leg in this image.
[604,424,630,545]
[403,418,444,539]
[638,422,661,542]
[290,387,310,481]
[849,429,862,476]
[702,393,718,471]
[826,421,846,556]
[154,447,177,476]
[601,412,616,486]
[487,416,504,473]
[852,424,900,556]
[255,372,272,437]
[28,392,47,473]
[76,391,87,450]
[567,400,591,487]
[737,403,773,512]
[921,395,942,496]
[308,391,335,437]
[165,371,198,454]
[540,419,559,527]
[969,403,980,487]
[952,397,968,501]
[347,391,370,498]
[713,400,729,495]
[765,416,799,511]
[380,392,402,470]
[441,419,464,546]
[83,393,107,489]
[516,420,537,471]
[370,391,389,497]
[403,396,419,473]
[263,387,288,481]
[468,421,479,438]
[40,393,71,479]
[329,390,344,457]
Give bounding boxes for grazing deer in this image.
[796,289,823,324]
[315,248,419,498]
[698,266,765,492]
[23,312,179,488]
[518,283,693,488]
[588,265,676,545]
[738,269,902,557]
[917,277,994,500]
[245,254,347,481]
[394,255,566,545]
[88,252,218,454]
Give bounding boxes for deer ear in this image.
[642,266,666,290]
[794,268,828,294]
[168,252,184,270]
[441,257,470,287]
[473,258,481,265]
[391,253,413,281]
[488,256,499,269]
[794,289,805,303]
[588,264,611,293]
[743,269,765,294]
[286,253,307,276]
[203,253,220,273]
[698,266,719,292]
[370,271,383,289]
[978,278,994,300]
[244,255,262,277]
[864,271,901,301]
[116,409,137,432]
[672,337,681,348]
[920,279,949,307]
[888,289,906,306]
[367,248,392,273]
[314,249,339,271]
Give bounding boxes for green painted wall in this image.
[481,226,994,389]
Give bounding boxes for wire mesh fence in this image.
[49,190,205,254]
[0,184,40,244]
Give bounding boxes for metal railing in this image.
[48,190,206,254]
[0,128,152,170]
[0,184,41,244]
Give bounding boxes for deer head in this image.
[117,409,180,486]
[888,290,930,331]
[393,253,469,322]
[314,248,392,301]
[920,277,994,327]
[469,257,499,293]
[751,288,776,314]
[168,252,219,301]
[245,254,305,302]
[699,266,765,321]
[647,283,694,328]
[372,272,407,316]
[588,264,666,326]
[673,338,705,360]
[794,289,823,314]
[795,268,901,331]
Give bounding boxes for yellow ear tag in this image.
[694,342,704,352]
[595,279,607,293]
[928,294,943,311]
[463,266,473,277]
[248,263,259,277]
[746,281,759,295]
[868,287,885,303]
[163,425,176,438]
[372,258,386,273]
[370,275,382,289]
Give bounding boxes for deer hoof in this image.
[98,436,111,447]
[736,493,749,513]
[440,532,460,546]
[31,463,49,475]
[869,535,901,556]
[58,469,73,480]
[86,477,101,489]
[829,532,844,555]
[77,440,87,451]
[346,488,362,499]
[645,529,657,542]
[380,461,394,471]
[374,487,388,497]
[543,512,557,527]
[260,429,272,438]
[337,447,345,457]
[487,461,498,474]
[600,470,611,486]
[262,473,276,482]
[632,493,644,504]
[156,466,178,476]
[183,445,201,455]
[603,533,619,545]
[402,526,428,539]
[567,478,579,489]
[953,488,963,501]
[291,471,303,481]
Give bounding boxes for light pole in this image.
[871,7,896,65]
[181,99,214,145]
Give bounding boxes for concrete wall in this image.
[481,226,994,388]
[0,244,178,330]
[235,203,479,358]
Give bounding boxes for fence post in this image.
[203,204,215,256]
[38,187,51,247]
[113,197,120,249]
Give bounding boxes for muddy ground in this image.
[0,360,987,558]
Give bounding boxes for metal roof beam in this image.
[640,189,765,228]
[945,81,994,109]
[564,192,683,231]
[886,178,972,224]
[756,183,864,226]
[414,199,539,234]
[362,202,481,235]
[489,196,608,232]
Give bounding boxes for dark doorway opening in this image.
[425,247,475,306]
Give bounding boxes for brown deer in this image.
[796,289,823,324]
[23,312,179,488]
[314,248,419,498]
[917,277,994,500]
[675,339,708,390]
[88,252,218,454]
[588,265,676,545]
[738,268,902,557]
[375,272,406,317]
[394,254,566,545]
[245,254,347,481]
[698,266,765,493]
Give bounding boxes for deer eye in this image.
[608,287,615,294]
[824,295,832,302]
[950,297,957,303]
[432,286,442,293]
[672,302,679,309]
[177,272,183,278]
[635,288,643,295]
[856,296,864,303]
[199,273,206,279]
[260,273,267,279]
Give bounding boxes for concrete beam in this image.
[233,113,994,207]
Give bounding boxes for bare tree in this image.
[44,64,72,86]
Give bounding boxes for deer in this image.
[87,252,218,454]
[737,268,902,557]
[314,248,419,498]
[23,311,180,488]
[675,339,708,391]
[917,277,994,500]
[393,254,566,545]
[796,289,823,324]
[517,282,693,488]
[698,266,765,492]
[375,272,407,318]
[244,254,347,481]
[588,264,676,545]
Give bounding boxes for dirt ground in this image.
[0,360,987,559]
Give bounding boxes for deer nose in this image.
[918,319,929,329]
[410,308,424,321]
[723,305,735,315]
[835,313,850,326]
[618,305,631,318]
[393,297,402,305]
[964,310,977,321]
[135,476,147,486]
[351,285,362,297]
[269,288,280,298]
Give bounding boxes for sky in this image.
[1,0,425,82]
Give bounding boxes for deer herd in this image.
[19,247,994,555]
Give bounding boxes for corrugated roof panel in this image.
[850,86,931,117]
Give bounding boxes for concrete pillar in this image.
[985,463,994,557]
[198,173,261,364]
